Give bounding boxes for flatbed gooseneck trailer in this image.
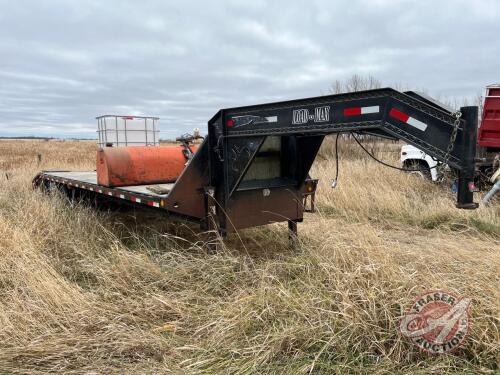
[34,88,479,241]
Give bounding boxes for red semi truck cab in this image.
[478,84,500,151]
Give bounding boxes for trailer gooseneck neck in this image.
[34,87,479,241]
[206,88,478,232]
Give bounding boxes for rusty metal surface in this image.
[96,144,198,187]
[164,139,210,219]
[224,187,303,231]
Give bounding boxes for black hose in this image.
[333,133,340,184]
[350,133,439,172]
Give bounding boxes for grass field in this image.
[0,139,498,374]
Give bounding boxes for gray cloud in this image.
[0,0,498,139]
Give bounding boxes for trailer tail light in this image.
[227,119,234,127]
[303,179,318,213]
[305,179,317,193]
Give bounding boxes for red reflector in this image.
[389,108,410,123]
[227,119,234,127]
[468,182,478,192]
[147,201,154,206]
[344,107,361,116]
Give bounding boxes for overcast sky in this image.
[0,0,498,139]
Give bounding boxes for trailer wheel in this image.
[403,160,431,180]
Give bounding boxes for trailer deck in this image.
[38,171,174,206]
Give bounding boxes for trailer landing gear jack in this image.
[288,220,298,248]
[456,106,479,209]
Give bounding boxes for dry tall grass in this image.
[0,139,498,374]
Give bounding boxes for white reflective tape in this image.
[153,202,160,207]
[407,117,428,131]
[108,192,113,196]
[99,189,103,193]
[136,198,141,203]
[265,116,278,123]
[361,106,379,114]
[120,194,125,199]
[89,187,93,191]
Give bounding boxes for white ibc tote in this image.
[96,115,160,147]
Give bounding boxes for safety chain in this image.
[437,111,462,180]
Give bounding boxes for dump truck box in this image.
[478,84,500,150]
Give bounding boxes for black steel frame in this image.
[205,87,478,233]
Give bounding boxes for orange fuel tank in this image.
[96,144,198,187]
